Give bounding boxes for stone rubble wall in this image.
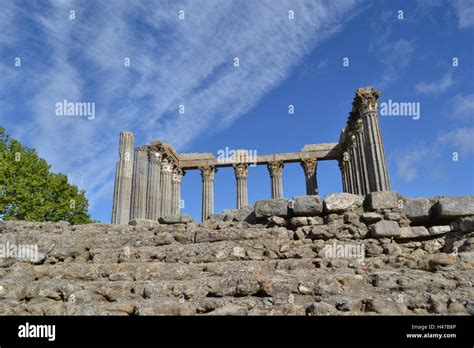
[0,192,473,315]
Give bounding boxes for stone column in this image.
[171,168,184,215]
[200,166,215,221]
[300,158,318,195]
[344,150,355,194]
[349,136,362,195]
[146,150,161,221]
[355,118,370,195]
[338,159,347,193]
[160,158,173,217]
[356,87,390,192]
[130,147,148,220]
[234,163,249,209]
[267,161,284,199]
[112,131,134,224]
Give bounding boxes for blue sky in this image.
[0,0,473,222]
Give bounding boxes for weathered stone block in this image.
[223,206,254,222]
[361,212,382,223]
[128,219,160,227]
[402,198,436,223]
[323,193,364,213]
[291,195,323,216]
[254,199,289,218]
[159,214,194,224]
[433,196,474,219]
[266,216,286,227]
[370,220,401,238]
[307,225,336,240]
[307,216,324,225]
[364,191,399,211]
[384,212,401,221]
[428,225,451,236]
[428,253,457,270]
[289,217,308,228]
[397,226,429,239]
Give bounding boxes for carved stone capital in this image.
[148,150,162,163]
[354,87,380,115]
[172,168,184,183]
[233,163,249,179]
[199,166,216,181]
[300,158,317,174]
[161,158,173,173]
[267,161,284,177]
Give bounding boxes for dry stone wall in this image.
[0,192,473,315]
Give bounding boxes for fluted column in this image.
[112,131,134,224]
[200,166,215,221]
[356,87,390,192]
[146,150,161,221]
[300,158,318,195]
[338,159,347,193]
[349,135,362,195]
[344,150,355,194]
[234,163,249,209]
[267,161,284,199]
[171,168,184,215]
[160,158,173,217]
[355,118,370,195]
[130,147,148,220]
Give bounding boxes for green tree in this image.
[0,126,92,224]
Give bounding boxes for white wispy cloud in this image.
[438,127,474,157]
[393,144,441,182]
[415,70,454,95]
[453,0,474,29]
[451,93,474,121]
[369,11,415,88]
[0,0,362,219]
[394,124,474,183]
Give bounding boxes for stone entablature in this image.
[112,87,391,224]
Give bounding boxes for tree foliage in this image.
[0,126,92,224]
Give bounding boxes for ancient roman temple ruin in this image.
[111,87,391,224]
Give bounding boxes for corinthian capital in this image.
[161,158,173,173]
[267,161,284,176]
[147,149,162,163]
[172,168,184,182]
[355,87,380,114]
[233,163,249,178]
[199,166,216,181]
[300,158,317,174]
